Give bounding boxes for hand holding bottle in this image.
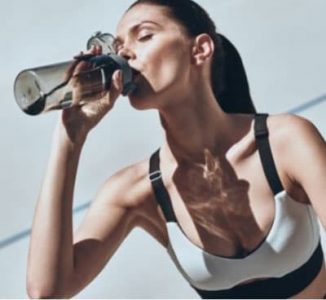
[60,45,124,143]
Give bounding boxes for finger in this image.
[68,49,94,80]
[82,45,102,56]
[99,70,122,109]
[72,46,105,75]
[111,70,123,94]
[73,60,92,75]
[95,45,103,55]
[64,60,79,81]
[86,45,97,55]
[73,46,97,61]
[73,53,94,61]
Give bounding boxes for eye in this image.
[138,32,153,42]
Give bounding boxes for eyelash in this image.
[138,33,153,42]
[114,32,154,52]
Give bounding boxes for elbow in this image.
[27,286,50,299]
[27,287,60,299]
[26,281,69,299]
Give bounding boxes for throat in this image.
[160,113,253,165]
[159,101,233,162]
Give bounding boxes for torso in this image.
[129,114,326,298]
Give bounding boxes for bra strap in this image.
[254,113,284,195]
[149,149,177,222]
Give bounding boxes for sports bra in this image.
[149,114,323,298]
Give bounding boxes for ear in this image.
[192,34,215,66]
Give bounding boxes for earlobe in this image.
[192,34,215,65]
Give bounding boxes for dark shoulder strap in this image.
[149,149,177,222]
[254,114,284,195]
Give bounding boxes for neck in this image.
[159,87,239,165]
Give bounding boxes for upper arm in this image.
[66,166,143,296]
[282,115,326,228]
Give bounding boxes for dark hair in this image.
[128,0,256,114]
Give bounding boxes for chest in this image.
[160,151,277,257]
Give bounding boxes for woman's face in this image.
[116,4,194,109]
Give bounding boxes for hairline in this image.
[126,2,195,37]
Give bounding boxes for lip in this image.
[131,69,142,83]
[129,63,141,75]
[131,66,140,75]
[132,69,141,77]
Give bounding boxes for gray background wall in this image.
[0,0,325,298]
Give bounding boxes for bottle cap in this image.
[87,32,116,55]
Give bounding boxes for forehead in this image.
[116,4,178,36]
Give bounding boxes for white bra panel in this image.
[166,191,320,290]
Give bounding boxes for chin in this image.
[127,91,153,111]
[127,85,159,110]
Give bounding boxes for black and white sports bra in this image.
[149,114,323,298]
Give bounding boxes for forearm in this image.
[27,120,86,297]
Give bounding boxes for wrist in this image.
[55,118,88,151]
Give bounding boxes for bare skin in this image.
[26,3,326,299]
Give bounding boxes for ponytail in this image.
[212,33,256,113]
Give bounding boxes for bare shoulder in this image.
[74,158,155,243]
[267,113,324,151]
[91,158,168,247]
[94,158,152,210]
[267,113,317,137]
[266,114,325,199]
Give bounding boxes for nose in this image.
[118,46,135,61]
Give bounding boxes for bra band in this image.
[193,242,323,299]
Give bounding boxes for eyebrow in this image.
[114,20,162,46]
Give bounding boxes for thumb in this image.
[100,70,122,110]
[111,70,123,94]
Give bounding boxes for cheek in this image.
[138,38,191,89]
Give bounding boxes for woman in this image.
[26,0,326,298]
